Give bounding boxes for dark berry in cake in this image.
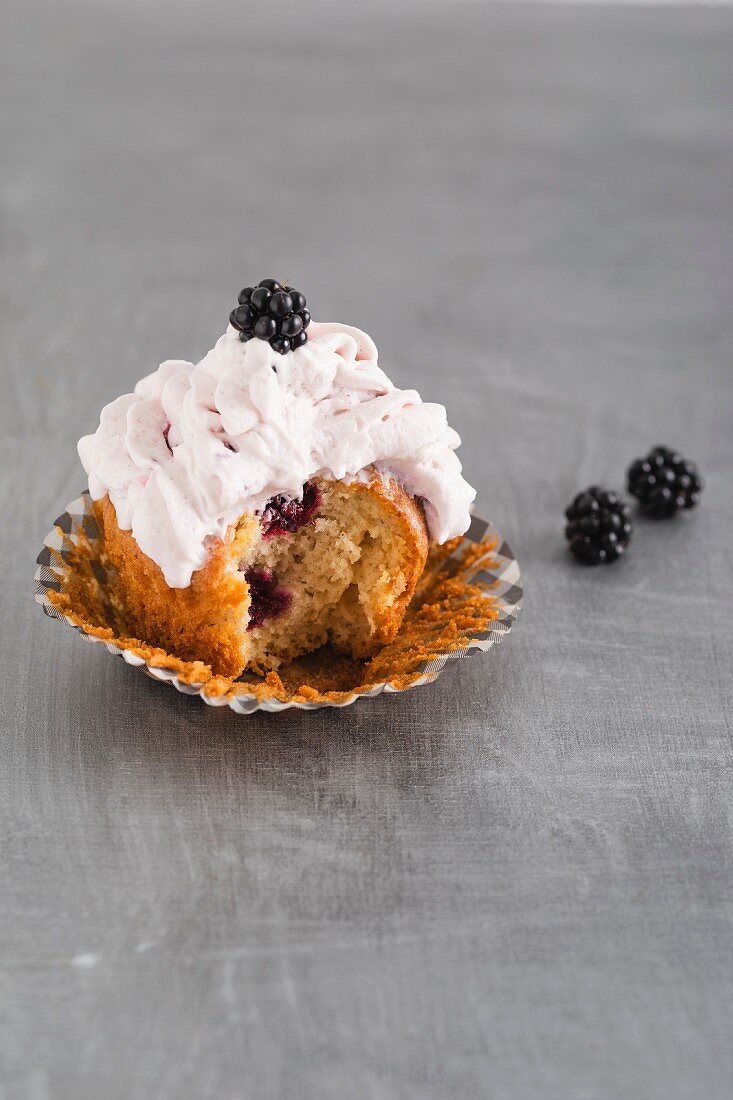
[229,279,311,354]
[627,446,704,518]
[565,487,632,565]
[260,481,321,538]
[244,568,292,630]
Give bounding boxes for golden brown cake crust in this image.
[94,472,428,678]
[95,496,256,677]
[344,473,429,653]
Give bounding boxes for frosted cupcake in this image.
[78,280,476,677]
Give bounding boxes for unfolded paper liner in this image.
[35,492,523,713]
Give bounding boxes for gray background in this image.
[2,1,733,1098]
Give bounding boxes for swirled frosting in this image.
[78,322,476,587]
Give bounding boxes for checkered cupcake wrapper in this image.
[35,493,523,713]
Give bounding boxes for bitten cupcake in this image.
[78,280,476,677]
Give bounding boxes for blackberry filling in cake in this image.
[243,568,291,630]
[260,481,321,538]
[79,280,476,677]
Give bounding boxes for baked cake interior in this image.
[235,478,422,671]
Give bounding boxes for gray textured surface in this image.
[2,2,733,1098]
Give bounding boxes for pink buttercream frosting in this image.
[78,321,476,587]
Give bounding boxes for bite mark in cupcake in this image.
[77,282,476,676]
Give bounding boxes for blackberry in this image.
[565,487,632,565]
[260,482,321,538]
[244,568,291,630]
[229,279,311,354]
[627,446,703,518]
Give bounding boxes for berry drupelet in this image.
[229,279,311,354]
[627,446,704,518]
[565,487,633,565]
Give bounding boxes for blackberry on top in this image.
[229,278,311,355]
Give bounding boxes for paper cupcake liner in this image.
[35,492,523,713]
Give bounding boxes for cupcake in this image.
[78,280,476,678]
